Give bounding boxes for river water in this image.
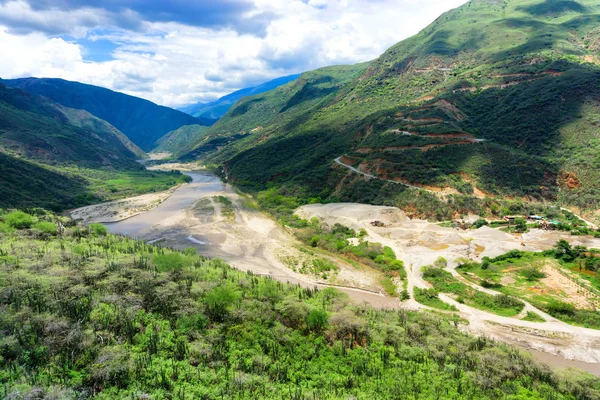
[105,171,225,237]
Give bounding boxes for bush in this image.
[4,211,36,229]
[306,308,328,332]
[89,223,108,236]
[153,253,194,272]
[33,221,57,235]
[546,300,576,316]
[0,222,14,233]
[473,218,488,228]
[520,266,546,282]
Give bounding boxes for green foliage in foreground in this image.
[1,211,599,399]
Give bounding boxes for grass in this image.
[379,276,398,297]
[522,311,546,322]
[214,195,235,220]
[414,287,458,311]
[422,266,525,317]
[457,245,600,329]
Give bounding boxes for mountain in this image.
[0,83,143,169]
[179,73,301,120]
[154,124,208,156]
[0,83,189,210]
[185,0,600,217]
[0,77,214,151]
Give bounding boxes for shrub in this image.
[0,222,14,233]
[547,300,576,316]
[89,223,108,236]
[306,308,328,332]
[520,266,546,281]
[152,253,193,272]
[473,218,488,228]
[33,221,57,235]
[4,211,36,229]
[204,285,241,322]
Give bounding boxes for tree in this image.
[514,217,527,233]
[554,239,574,261]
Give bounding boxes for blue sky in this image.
[0,0,468,106]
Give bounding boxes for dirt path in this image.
[296,203,600,366]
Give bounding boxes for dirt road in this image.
[296,203,600,368]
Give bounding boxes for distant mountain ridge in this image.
[179,74,301,120]
[0,77,214,151]
[0,83,143,168]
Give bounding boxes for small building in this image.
[503,215,526,222]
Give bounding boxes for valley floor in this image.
[71,165,600,375]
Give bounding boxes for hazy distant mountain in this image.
[179,74,301,120]
[1,77,214,151]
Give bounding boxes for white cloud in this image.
[0,0,468,107]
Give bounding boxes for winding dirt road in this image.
[296,203,600,372]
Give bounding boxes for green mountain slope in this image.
[182,63,368,161]
[0,84,189,211]
[188,0,600,216]
[154,124,208,156]
[0,84,143,169]
[0,77,213,151]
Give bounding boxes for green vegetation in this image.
[0,157,191,212]
[1,77,208,151]
[1,209,600,399]
[180,0,600,220]
[179,73,301,120]
[422,265,525,317]
[522,311,546,323]
[414,288,458,312]
[0,84,191,211]
[154,124,208,156]
[457,242,600,328]
[214,195,235,219]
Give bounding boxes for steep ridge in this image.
[0,84,143,168]
[186,0,600,213]
[0,84,189,211]
[154,124,208,156]
[179,73,301,120]
[0,77,213,151]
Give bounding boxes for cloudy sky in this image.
[0,0,468,107]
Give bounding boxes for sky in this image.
[0,0,468,107]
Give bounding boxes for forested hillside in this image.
[186,0,600,216]
[1,209,599,399]
[0,84,189,211]
[1,78,213,151]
